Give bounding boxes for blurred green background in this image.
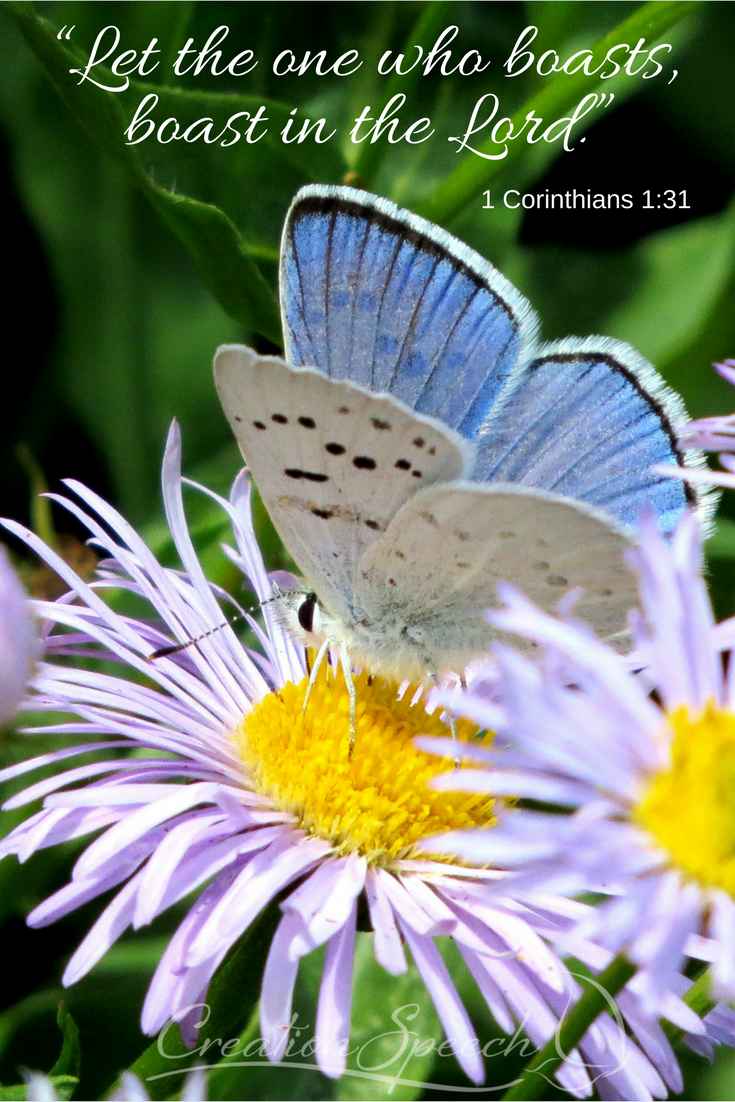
[0,1,734,1098]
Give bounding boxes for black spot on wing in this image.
[371,417,391,431]
[272,414,288,424]
[353,456,377,470]
[284,468,329,483]
[325,443,346,455]
[253,420,266,430]
[395,459,411,470]
[298,416,316,428]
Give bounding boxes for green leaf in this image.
[2,1,282,343]
[123,82,346,249]
[524,1,628,45]
[708,517,735,561]
[49,1004,81,1080]
[204,1006,336,1102]
[421,1,703,225]
[143,182,281,342]
[706,518,735,623]
[650,2,735,180]
[336,935,442,1102]
[0,1074,78,1101]
[688,1046,735,1102]
[46,1076,77,1102]
[113,903,281,1101]
[352,1,457,185]
[204,933,443,1102]
[0,991,66,1067]
[2,1,144,176]
[602,203,735,368]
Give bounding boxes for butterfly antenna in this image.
[147,596,279,661]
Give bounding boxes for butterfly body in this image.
[215,186,712,683]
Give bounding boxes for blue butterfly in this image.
[215,185,710,691]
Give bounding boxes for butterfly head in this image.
[272,581,333,649]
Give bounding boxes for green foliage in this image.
[0,1075,77,1101]
[421,1,704,224]
[335,936,442,1101]
[116,905,280,1100]
[0,1004,80,1101]
[49,1004,81,1082]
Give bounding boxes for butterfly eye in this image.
[297,592,318,634]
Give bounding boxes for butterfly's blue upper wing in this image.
[281,186,711,538]
[280,185,538,437]
[473,338,713,533]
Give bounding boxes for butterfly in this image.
[214,185,710,705]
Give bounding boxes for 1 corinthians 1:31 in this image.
[69,25,675,151]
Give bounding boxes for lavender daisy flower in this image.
[429,509,735,1017]
[0,544,39,725]
[0,422,630,1096]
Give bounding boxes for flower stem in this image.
[501,954,637,1101]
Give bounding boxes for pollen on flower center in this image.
[634,704,735,894]
[234,665,495,865]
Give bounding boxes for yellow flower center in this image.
[634,703,735,894]
[234,665,494,866]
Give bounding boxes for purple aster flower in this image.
[429,509,735,1021]
[4,426,724,1099]
[0,423,615,1096]
[0,544,39,725]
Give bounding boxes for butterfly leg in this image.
[302,638,330,717]
[428,670,461,769]
[339,643,358,759]
[447,711,461,771]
